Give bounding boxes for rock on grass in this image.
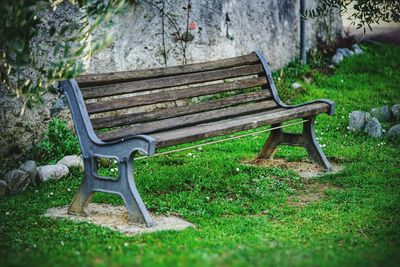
[37,164,70,182]
[0,180,9,197]
[19,160,37,187]
[370,105,391,122]
[364,117,383,138]
[57,155,83,171]
[349,111,370,132]
[332,51,344,65]
[3,169,30,195]
[392,104,400,121]
[386,125,400,143]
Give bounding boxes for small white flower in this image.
[347,126,350,130]
[197,147,203,151]
[205,196,210,201]
[33,244,37,248]
[110,169,115,173]
[383,129,386,133]
[124,242,129,247]
[67,188,71,192]
[235,167,240,172]
[192,155,196,158]
[5,211,10,216]
[341,116,345,119]
[50,192,54,196]
[187,153,193,157]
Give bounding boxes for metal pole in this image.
[300,0,307,64]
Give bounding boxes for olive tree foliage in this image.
[305,0,400,30]
[0,0,127,105]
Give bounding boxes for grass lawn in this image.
[1,44,399,267]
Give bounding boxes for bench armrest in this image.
[254,49,335,116]
[92,134,156,157]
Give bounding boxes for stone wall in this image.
[0,0,342,158]
[88,0,342,72]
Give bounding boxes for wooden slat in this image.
[92,91,271,129]
[77,53,259,87]
[86,76,267,114]
[82,64,264,99]
[148,103,331,148]
[97,100,278,140]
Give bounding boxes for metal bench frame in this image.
[58,50,334,228]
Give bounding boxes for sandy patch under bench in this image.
[44,203,194,236]
[241,158,343,179]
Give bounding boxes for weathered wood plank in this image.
[97,100,278,140]
[147,103,331,148]
[92,91,271,129]
[77,53,259,87]
[86,76,267,114]
[82,64,264,99]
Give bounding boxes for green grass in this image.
[1,44,400,267]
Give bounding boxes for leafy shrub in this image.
[31,118,80,164]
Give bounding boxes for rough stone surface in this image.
[364,117,383,138]
[0,2,78,159]
[44,204,194,236]
[37,164,70,182]
[371,105,391,122]
[87,0,343,73]
[352,44,363,55]
[391,104,400,121]
[3,169,30,195]
[57,155,83,171]
[332,51,344,65]
[0,180,9,197]
[19,160,38,187]
[0,90,52,157]
[386,124,400,143]
[349,111,370,132]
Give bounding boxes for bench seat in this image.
[98,102,330,148]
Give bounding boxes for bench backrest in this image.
[74,51,278,141]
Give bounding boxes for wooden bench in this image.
[59,50,335,227]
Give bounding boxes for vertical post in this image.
[300,0,307,64]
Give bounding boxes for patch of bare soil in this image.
[240,158,343,207]
[44,203,194,236]
[241,158,343,179]
[286,182,340,207]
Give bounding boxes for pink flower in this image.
[188,21,197,30]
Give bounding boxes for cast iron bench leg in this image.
[118,155,153,227]
[68,157,94,216]
[68,155,154,227]
[258,116,332,171]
